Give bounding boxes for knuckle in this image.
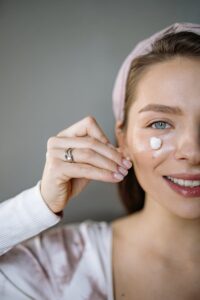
[45,149,54,159]
[100,134,109,144]
[83,148,94,159]
[86,115,96,125]
[47,136,56,149]
[87,136,98,147]
[48,157,61,171]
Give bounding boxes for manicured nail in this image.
[118,166,128,176]
[122,159,132,169]
[113,172,124,180]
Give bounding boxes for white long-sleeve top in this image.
[0,181,113,300]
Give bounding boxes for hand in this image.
[40,116,132,213]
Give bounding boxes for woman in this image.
[0,22,200,299]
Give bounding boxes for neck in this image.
[133,194,200,262]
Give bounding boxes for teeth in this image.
[166,176,200,187]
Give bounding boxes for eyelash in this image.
[147,120,172,130]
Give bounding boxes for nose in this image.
[174,125,200,165]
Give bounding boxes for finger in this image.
[47,136,129,169]
[58,161,125,183]
[46,148,128,175]
[56,116,110,145]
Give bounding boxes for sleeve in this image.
[0,221,87,300]
[0,180,63,256]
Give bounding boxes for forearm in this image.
[0,180,63,255]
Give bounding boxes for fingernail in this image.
[122,159,132,169]
[118,166,128,176]
[113,172,124,180]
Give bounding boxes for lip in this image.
[163,176,200,198]
[165,173,200,180]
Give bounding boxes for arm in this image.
[0,180,63,256]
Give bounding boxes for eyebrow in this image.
[138,104,183,115]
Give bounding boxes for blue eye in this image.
[149,121,171,129]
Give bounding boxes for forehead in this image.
[130,56,200,114]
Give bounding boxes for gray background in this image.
[0,0,199,224]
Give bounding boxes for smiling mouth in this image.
[163,176,200,198]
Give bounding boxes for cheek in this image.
[127,128,177,171]
[129,129,153,166]
[127,129,177,194]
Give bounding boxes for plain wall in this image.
[0,0,199,224]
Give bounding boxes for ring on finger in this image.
[64,148,75,163]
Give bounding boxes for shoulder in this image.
[0,220,112,299]
[0,220,112,297]
[0,219,112,275]
[0,219,111,256]
[41,219,112,251]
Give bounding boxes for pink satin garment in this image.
[0,220,114,300]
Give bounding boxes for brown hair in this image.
[114,31,200,214]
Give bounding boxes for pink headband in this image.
[112,22,200,126]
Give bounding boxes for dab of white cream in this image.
[150,137,162,150]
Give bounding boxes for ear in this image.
[115,121,131,160]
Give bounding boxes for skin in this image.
[39,56,199,298]
[112,56,200,299]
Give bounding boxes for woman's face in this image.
[124,56,200,219]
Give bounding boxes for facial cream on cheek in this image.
[128,129,175,160]
[150,137,162,150]
[128,133,176,178]
[150,132,176,159]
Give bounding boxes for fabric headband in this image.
[112,22,200,127]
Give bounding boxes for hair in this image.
[114,31,200,215]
